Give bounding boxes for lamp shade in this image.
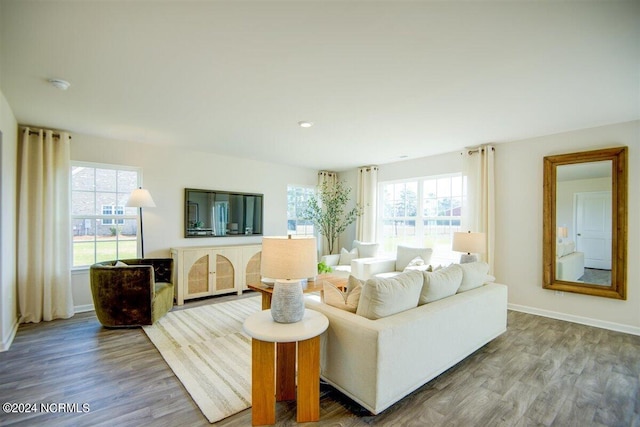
[261,236,317,280]
[557,226,568,238]
[452,231,486,254]
[126,188,156,208]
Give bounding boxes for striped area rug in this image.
[143,296,261,423]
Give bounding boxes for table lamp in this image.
[557,226,568,243]
[261,236,317,323]
[452,231,486,263]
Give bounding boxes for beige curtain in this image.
[356,165,378,242]
[317,170,337,188]
[17,127,74,323]
[462,145,495,271]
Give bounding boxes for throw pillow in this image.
[396,246,433,271]
[403,256,430,272]
[339,247,358,265]
[353,240,379,258]
[323,280,362,313]
[420,264,463,304]
[114,261,129,267]
[457,261,490,293]
[346,275,364,293]
[356,270,423,320]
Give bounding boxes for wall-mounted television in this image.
[185,188,263,238]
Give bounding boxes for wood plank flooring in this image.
[1,293,639,427]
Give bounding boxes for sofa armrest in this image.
[351,257,397,280]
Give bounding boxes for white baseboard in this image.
[74,304,95,313]
[508,303,640,336]
[0,319,19,352]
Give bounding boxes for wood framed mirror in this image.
[543,147,627,299]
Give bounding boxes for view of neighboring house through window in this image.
[378,173,465,265]
[71,162,141,268]
[287,185,315,235]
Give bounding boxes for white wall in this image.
[70,133,318,309]
[0,89,18,351]
[340,152,464,250]
[341,121,639,334]
[495,120,639,334]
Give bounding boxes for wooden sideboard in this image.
[171,244,261,305]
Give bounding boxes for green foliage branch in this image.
[301,180,362,255]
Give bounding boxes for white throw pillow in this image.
[457,261,490,293]
[114,260,129,267]
[420,264,463,304]
[356,270,423,320]
[396,246,433,271]
[323,279,362,313]
[403,256,430,272]
[339,247,358,265]
[353,240,379,258]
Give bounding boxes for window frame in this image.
[377,172,466,265]
[71,161,142,270]
[287,184,316,236]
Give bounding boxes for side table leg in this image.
[252,339,275,426]
[276,342,296,401]
[261,293,272,310]
[297,336,321,422]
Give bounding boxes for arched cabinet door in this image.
[215,253,236,293]
[242,248,262,291]
[172,244,261,305]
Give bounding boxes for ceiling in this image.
[1,1,638,172]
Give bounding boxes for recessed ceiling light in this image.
[49,78,71,90]
[298,121,313,128]
[399,155,409,159]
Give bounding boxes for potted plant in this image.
[301,180,362,255]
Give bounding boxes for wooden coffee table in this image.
[248,274,347,310]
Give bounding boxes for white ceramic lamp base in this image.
[460,253,478,264]
[271,279,305,323]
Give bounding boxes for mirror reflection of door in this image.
[555,160,612,286]
[575,191,611,270]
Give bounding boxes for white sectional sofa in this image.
[305,265,508,415]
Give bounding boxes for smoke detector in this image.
[49,79,71,90]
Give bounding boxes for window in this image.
[71,162,141,268]
[101,205,125,225]
[378,173,465,265]
[287,185,315,235]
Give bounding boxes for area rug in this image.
[143,296,261,423]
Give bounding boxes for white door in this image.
[575,191,611,269]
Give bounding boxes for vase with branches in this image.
[301,180,362,255]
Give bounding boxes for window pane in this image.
[72,191,95,215]
[95,168,117,192]
[117,170,138,194]
[72,167,94,191]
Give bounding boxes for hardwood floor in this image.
[1,293,639,427]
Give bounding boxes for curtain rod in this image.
[26,129,71,139]
[466,146,494,155]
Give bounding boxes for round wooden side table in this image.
[243,309,329,426]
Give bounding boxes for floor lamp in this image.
[126,187,156,258]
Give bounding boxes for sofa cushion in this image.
[323,276,363,312]
[419,264,463,304]
[457,262,491,293]
[396,246,433,271]
[353,240,379,258]
[356,270,423,320]
[339,247,358,265]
